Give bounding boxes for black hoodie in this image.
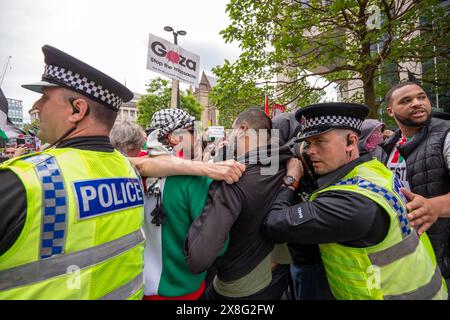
[185,145,291,281]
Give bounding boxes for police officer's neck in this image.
[347,149,360,164]
[45,125,111,150]
[65,124,110,140]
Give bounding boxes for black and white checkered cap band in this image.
[302,115,363,132]
[43,65,123,109]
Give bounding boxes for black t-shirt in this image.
[0,136,114,255]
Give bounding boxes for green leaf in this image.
[213,0,449,117]
[137,78,203,128]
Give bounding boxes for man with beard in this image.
[382,82,450,287]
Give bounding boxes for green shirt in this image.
[143,175,212,297]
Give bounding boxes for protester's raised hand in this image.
[401,188,438,235]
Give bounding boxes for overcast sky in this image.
[0,0,336,123]
[0,0,244,121]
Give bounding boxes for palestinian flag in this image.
[0,88,23,141]
[143,175,212,299]
[389,136,410,163]
[0,127,8,142]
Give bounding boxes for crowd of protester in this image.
[0,44,448,300]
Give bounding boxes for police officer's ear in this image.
[345,133,358,150]
[68,98,90,123]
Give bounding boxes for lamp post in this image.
[0,55,12,88]
[164,26,186,108]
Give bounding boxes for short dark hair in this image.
[234,108,272,132]
[384,82,423,107]
[89,99,118,130]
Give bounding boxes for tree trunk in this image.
[363,75,378,119]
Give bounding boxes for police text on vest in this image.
[74,178,144,219]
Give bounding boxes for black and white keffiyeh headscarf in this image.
[150,108,195,139]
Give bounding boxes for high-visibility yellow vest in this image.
[311,159,448,300]
[0,148,145,300]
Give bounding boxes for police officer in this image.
[264,103,448,300]
[0,45,145,299]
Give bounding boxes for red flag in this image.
[271,103,286,118]
[264,95,270,116]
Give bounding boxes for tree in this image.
[210,72,323,128]
[210,76,266,129]
[210,56,324,128]
[22,119,40,136]
[216,0,449,118]
[136,78,203,128]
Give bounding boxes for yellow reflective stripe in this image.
[99,273,143,300]
[0,229,144,291]
[384,267,444,300]
[368,232,419,267]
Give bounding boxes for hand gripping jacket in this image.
[311,159,448,300]
[0,148,145,299]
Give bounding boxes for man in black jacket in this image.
[185,108,290,300]
[263,102,448,300]
[381,82,450,285]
